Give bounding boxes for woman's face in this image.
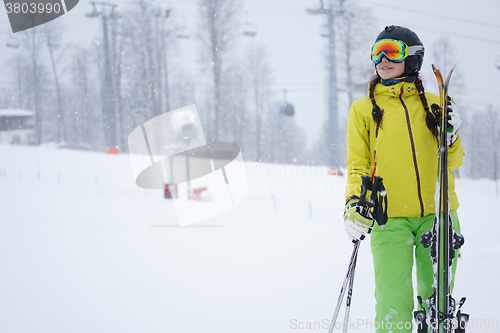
[376,57,406,80]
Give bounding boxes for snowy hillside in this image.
[0,144,498,332]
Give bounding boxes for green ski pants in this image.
[370,211,460,333]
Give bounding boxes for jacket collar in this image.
[372,80,418,99]
[381,76,415,86]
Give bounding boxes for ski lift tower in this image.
[161,9,190,112]
[86,1,119,149]
[306,0,344,168]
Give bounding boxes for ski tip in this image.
[431,64,442,78]
[432,64,444,88]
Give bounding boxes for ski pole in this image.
[327,240,360,333]
[342,247,359,333]
[328,176,387,332]
[327,176,370,333]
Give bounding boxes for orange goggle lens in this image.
[371,39,409,64]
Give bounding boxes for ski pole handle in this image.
[372,176,388,229]
[359,176,371,206]
[369,177,379,207]
[359,176,372,217]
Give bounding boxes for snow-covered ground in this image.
[0,144,498,332]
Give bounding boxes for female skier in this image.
[343,25,463,332]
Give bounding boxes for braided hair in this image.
[368,73,439,139]
[369,75,383,126]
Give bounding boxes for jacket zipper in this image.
[399,87,425,217]
[371,150,377,182]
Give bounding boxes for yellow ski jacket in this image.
[345,81,464,218]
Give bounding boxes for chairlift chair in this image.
[243,12,257,37]
[6,35,19,48]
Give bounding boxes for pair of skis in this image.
[413,65,469,333]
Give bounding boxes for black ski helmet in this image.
[373,25,425,75]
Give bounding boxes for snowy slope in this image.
[0,144,498,332]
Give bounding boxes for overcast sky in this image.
[1,0,499,148]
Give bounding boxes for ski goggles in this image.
[370,38,423,64]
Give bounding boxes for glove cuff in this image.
[344,198,359,216]
[345,195,359,205]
